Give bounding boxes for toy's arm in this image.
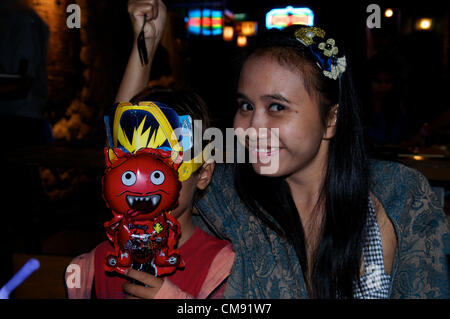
[104,215,123,242]
[115,0,167,102]
[150,213,183,276]
[165,212,181,251]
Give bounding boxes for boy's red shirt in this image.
[94,227,228,299]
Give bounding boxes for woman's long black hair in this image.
[234,26,370,298]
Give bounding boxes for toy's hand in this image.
[128,0,167,41]
[122,268,164,299]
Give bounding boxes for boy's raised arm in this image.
[115,0,167,103]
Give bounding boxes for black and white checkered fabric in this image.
[353,198,391,299]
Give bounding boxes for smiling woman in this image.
[194,25,450,299]
[232,26,368,298]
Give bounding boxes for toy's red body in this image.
[102,148,184,275]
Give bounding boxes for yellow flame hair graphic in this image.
[111,102,182,163]
[105,102,212,181]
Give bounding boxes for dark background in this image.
[0,0,448,297]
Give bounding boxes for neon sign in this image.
[266,6,314,29]
[188,9,223,36]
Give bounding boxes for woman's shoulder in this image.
[369,159,432,205]
[209,163,235,186]
[195,164,244,224]
[198,163,236,205]
[368,158,446,231]
[369,159,424,183]
[370,159,450,298]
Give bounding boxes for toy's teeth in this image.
[151,195,160,206]
[126,195,161,209]
[127,196,134,207]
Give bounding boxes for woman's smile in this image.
[248,146,281,163]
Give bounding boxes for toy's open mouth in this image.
[126,194,161,215]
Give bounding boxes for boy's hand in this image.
[128,0,167,41]
[122,268,164,299]
[115,0,165,101]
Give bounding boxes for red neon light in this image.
[189,17,201,26]
[189,17,222,27]
[202,17,211,26]
[202,17,222,26]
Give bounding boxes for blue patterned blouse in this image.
[195,160,450,298]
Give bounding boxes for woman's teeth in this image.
[250,148,280,153]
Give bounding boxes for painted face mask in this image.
[102,101,209,276]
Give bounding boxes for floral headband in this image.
[294,27,347,80]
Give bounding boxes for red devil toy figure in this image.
[102,147,184,276]
[101,101,193,276]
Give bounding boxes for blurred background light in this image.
[417,18,432,30]
[223,26,234,41]
[235,21,258,36]
[265,6,314,29]
[187,8,223,36]
[384,8,394,18]
[237,35,247,47]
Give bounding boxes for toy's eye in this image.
[121,171,136,186]
[150,170,165,185]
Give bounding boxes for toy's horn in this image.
[105,148,128,168]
